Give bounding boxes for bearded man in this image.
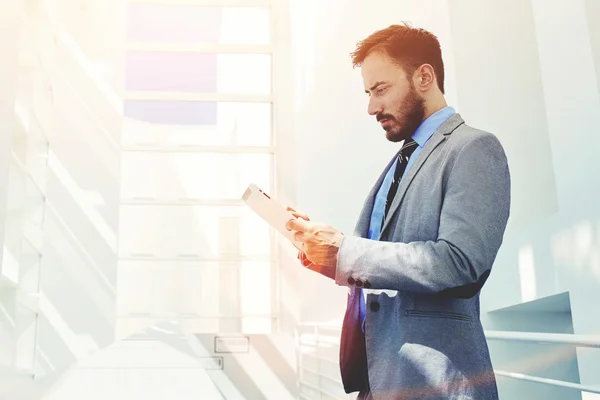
[286,23,511,400]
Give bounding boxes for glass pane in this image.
[126,52,216,93]
[123,102,271,146]
[217,54,271,94]
[121,152,272,201]
[117,261,217,316]
[15,305,37,371]
[26,118,49,193]
[3,158,27,284]
[127,5,271,45]
[125,52,271,95]
[240,261,271,315]
[18,239,41,294]
[22,177,45,251]
[124,100,216,125]
[1,215,20,283]
[117,260,272,317]
[118,206,272,258]
[220,7,271,45]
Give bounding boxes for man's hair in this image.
[351,22,445,94]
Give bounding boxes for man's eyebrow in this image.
[365,81,387,94]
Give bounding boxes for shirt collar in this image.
[411,106,456,147]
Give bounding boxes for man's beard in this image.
[378,86,426,142]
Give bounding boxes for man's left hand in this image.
[285,218,344,267]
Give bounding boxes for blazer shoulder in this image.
[446,122,505,153]
[442,123,509,175]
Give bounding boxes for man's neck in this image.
[422,98,448,121]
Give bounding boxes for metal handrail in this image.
[296,322,341,331]
[495,371,600,394]
[485,330,600,348]
[297,324,600,348]
[298,379,346,400]
[295,323,600,396]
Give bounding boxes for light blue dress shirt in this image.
[360,106,456,332]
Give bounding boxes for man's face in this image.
[361,51,425,142]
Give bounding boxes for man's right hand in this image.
[286,206,310,222]
[286,206,314,267]
[286,205,337,280]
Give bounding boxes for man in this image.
[286,23,510,400]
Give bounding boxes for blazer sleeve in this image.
[333,133,511,298]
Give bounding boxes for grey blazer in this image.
[331,114,511,399]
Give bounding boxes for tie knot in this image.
[400,138,418,158]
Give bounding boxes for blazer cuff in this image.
[335,235,370,288]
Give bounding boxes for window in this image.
[127,5,271,45]
[123,101,272,145]
[118,1,280,336]
[125,52,272,94]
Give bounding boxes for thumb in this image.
[286,206,310,221]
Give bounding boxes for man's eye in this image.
[376,88,386,95]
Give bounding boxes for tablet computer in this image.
[242,183,303,250]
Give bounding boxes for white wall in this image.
[4,0,125,381]
[285,0,600,397]
[0,0,23,386]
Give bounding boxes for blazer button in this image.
[355,279,363,287]
[370,302,380,312]
[347,277,355,285]
[363,280,372,289]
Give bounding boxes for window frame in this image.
[120,0,288,332]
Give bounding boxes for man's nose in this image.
[367,98,382,116]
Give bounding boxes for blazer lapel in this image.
[354,152,400,238]
[379,114,465,235]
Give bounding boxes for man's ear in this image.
[415,64,435,92]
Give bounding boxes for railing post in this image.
[314,325,322,400]
[294,327,300,400]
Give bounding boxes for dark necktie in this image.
[383,138,418,222]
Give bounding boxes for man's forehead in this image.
[361,52,404,87]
